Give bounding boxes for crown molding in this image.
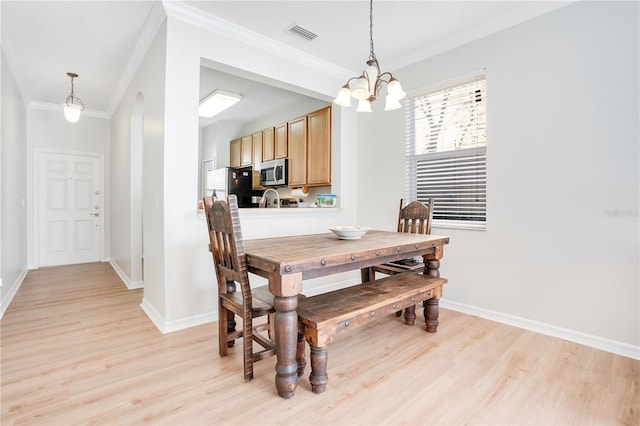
[106,0,167,117]
[29,101,110,119]
[162,0,353,81]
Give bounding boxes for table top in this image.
[244,230,449,281]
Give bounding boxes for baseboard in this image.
[108,259,143,290]
[1,268,28,319]
[140,297,166,332]
[140,297,216,334]
[440,299,640,361]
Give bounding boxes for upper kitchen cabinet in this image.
[306,106,331,186]
[262,127,275,162]
[230,138,241,167]
[241,135,253,166]
[274,123,288,159]
[252,131,263,167]
[287,116,307,187]
[288,106,332,188]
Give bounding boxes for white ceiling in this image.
[1,0,572,125]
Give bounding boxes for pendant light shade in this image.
[64,102,83,122]
[333,0,406,112]
[62,72,85,123]
[356,99,372,112]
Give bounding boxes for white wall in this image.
[110,22,167,323]
[357,1,639,355]
[0,48,28,316]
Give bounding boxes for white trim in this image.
[108,258,144,290]
[162,311,217,334]
[0,268,28,319]
[140,297,216,334]
[140,297,166,332]
[28,101,109,120]
[407,68,487,99]
[440,299,640,361]
[107,0,166,117]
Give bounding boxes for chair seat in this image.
[252,285,275,305]
[222,289,274,317]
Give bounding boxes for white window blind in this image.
[405,77,487,229]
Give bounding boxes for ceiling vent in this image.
[287,24,318,41]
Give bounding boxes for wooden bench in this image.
[296,272,447,393]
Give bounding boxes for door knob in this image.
[90,212,100,217]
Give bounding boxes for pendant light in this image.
[333,0,406,111]
[63,72,85,123]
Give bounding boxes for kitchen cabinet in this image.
[252,131,263,189]
[230,138,241,167]
[287,116,307,187]
[241,135,253,166]
[262,127,275,162]
[306,106,331,186]
[252,131,263,167]
[274,123,288,159]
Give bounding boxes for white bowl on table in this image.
[328,226,372,240]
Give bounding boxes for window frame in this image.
[405,74,487,231]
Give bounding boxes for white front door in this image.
[38,152,103,267]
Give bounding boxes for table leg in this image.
[309,346,328,394]
[423,245,444,333]
[360,266,374,283]
[273,295,299,399]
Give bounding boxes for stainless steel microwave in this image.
[260,158,288,187]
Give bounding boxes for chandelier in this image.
[63,72,85,123]
[333,0,406,112]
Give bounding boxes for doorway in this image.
[36,151,104,267]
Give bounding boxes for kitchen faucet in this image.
[260,188,280,208]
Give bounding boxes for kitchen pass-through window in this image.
[405,75,487,230]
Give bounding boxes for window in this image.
[405,76,487,229]
[202,158,216,198]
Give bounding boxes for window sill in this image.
[432,220,486,231]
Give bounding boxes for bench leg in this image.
[403,304,417,325]
[424,298,440,332]
[296,332,306,377]
[309,346,328,394]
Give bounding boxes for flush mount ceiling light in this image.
[333,0,406,112]
[199,90,242,118]
[63,72,85,123]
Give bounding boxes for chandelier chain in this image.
[369,0,375,61]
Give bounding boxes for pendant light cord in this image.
[369,0,376,62]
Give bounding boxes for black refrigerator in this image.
[214,166,262,208]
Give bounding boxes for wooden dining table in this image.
[243,229,450,398]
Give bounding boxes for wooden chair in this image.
[367,199,434,319]
[204,194,277,381]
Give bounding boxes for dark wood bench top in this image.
[297,272,447,347]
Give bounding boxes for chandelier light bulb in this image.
[333,85,352,107]
[387,78,406,100]
[351,77,370,100]
[63,102,83,122]
[356,99,372,112]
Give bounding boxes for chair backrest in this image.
[204,194,251,301]
[397,198,434,235]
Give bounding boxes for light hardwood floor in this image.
[1,262,638,425]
